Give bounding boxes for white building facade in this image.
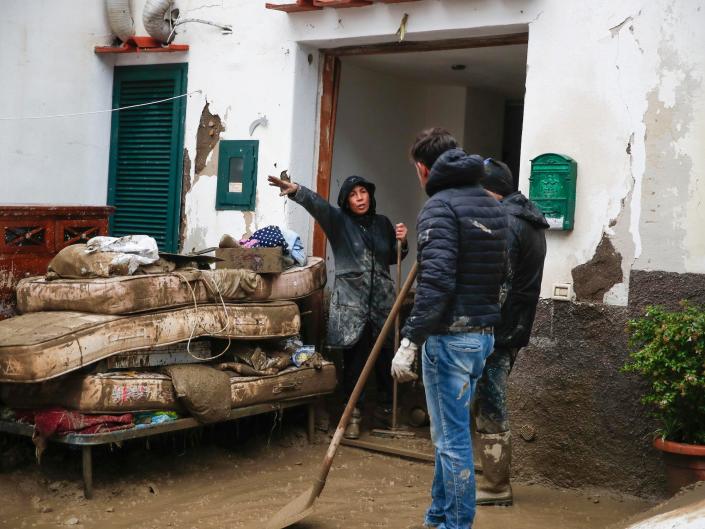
[2,0,703,304]
[2,0,704,496]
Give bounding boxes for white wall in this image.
[463,87,504,158]
[520,0,705,303]
[328,62,466,284]
[0,1,114,205]
[2,0,704,307]
[111,1,323,254]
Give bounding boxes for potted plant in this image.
[623,302,705,495]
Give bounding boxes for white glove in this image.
[391,338,418,383]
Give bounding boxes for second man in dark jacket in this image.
[474,158,548,506]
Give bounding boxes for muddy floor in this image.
[0,415,652,529]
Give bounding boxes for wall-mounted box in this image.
[529,153,577,231]
[551,282,574,301]
[216,140,258,211]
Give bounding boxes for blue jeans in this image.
[422,332,494,529]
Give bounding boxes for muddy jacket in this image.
[402,149,508,345]
[291,178,406,347]
[495,191,548,348]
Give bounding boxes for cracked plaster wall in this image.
[521,0,705,304]
[92,1,325,254]
[3,0,703,303]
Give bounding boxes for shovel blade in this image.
[262,486,316,529]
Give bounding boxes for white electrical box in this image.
[552,283,574,301]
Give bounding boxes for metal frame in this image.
[0,395,323,499]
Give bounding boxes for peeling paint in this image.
[609,16,633,37]
[195,102,225,176]
[635,39,698,273]
[243,211,255,238]
[179,148,192,252]
[572,235,623,302]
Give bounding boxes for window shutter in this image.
[107,65,187,252]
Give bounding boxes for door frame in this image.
[311,32,529,258]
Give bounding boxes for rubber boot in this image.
[344,407,362,440]
[476,431,513,506]
[373,403,398,428]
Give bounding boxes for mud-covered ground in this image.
[0,412,652,529]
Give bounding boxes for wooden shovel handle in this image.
[313,261,418,497]
[392,239,402,429]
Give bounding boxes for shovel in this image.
[261,261,418,529]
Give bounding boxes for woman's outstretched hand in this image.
[268,173,299,197]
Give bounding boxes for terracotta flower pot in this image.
[653,437,705,495]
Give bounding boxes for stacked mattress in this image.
[15,257,327,314]
[0,364,336,414]
[0,257,335,420]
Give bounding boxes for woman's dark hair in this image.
[409,128,459,169]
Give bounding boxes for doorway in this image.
[315,37,528,280]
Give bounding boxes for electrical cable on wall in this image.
[0,89,202,121]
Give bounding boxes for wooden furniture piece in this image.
[0,395,323,499]
[0,205,113,319]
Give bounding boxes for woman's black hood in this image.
[426,148,485,196]
[337,175,377,215]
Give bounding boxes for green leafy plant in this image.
[623,303,705,444]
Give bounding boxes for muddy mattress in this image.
[268,257,326,299]
[0,363,336,413]
[16,269,271,315]
[0,302,300,383]
[16,258,326,315]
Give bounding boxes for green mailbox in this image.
[529,153,577,231]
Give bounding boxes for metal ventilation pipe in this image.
[143,0,232,44]
[106,0,135,43]
[143,0,178,44]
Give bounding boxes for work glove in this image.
[391,338,418,383]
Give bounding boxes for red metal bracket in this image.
[265,0,321,11]
[95,36,189,54]
[313,0,373,7]
[266,0,419,12]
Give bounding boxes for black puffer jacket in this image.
[495,191,548,348]
[402,149,508,345]
[291,176,406,347]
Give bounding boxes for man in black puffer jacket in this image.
[473,159,548,507]
[392,128,508,529]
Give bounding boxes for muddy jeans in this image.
[474,346,519,434]
[422,333,494,529]
[342,322,393,406]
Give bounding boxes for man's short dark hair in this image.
[409,128,459,169]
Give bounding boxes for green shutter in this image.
[107,64,188,252]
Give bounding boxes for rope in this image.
[173,271,231,362]
[0,90,202,121]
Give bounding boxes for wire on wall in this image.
[0,89,202,121]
